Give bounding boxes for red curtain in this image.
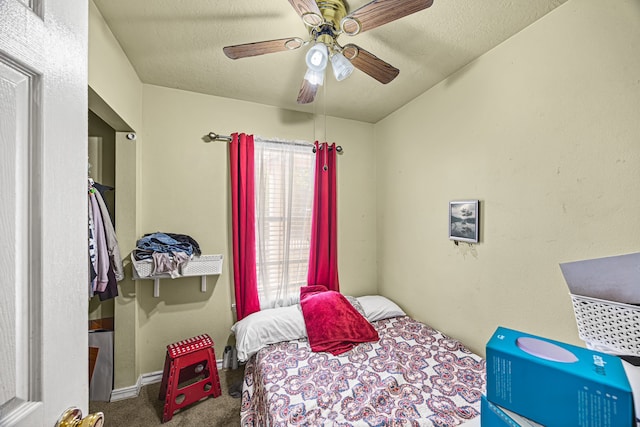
[229,133,260,320]
[307,141,340,291]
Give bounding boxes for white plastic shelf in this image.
[131,254,223,297]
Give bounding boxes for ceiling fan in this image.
[223,0,434,104]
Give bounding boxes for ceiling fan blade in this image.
[288,0,324,27]
[223,37,304,59]
[297,79,318,104]
[342,0,434,35]
[342,44,399,84]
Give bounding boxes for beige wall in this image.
[374,0,640,356]
[88,1,142,133]
[137,85,378,374]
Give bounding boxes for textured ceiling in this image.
[93,0,568,123]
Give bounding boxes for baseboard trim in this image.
[109,359,223,402]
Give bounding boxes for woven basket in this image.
[131,257,153,278]
[571,294,640,356]
[180,254,223,276]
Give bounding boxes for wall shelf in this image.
[131,254,223,297]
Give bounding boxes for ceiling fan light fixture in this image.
[330,52,354,81]
[305,42,329,72]
[304,68,325,86]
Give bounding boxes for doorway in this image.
[88,109,117,323]
[87,87,139,400]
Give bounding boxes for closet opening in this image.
[88,109,116,323]
[88,109,117,401]
[87,85,139,401]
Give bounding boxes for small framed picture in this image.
[449,200,479,243]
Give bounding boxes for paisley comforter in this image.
[240,316,486,426]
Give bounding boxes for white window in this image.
[254,138,315,309]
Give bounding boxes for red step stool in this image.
[158,334,222,423]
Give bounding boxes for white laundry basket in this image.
[180,254,223,276]
[131,256,153,278]
[571,294,640,357]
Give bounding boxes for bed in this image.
[233,291,486,427]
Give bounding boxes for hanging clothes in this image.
[93,188,124,281]
[88,178,124,300]
[88,196,98,296]
[89,189,110,292]
[92,181,115,225]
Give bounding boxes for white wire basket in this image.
[180,254,223,276]
[131,254,223,279]
[131,257,153,279]
[571,294,640,357]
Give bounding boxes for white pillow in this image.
[344,295,367,318]
[356,295,406,322]
[231,305,307,362]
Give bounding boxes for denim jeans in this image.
[134,232,194,260]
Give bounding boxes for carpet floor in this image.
[90,366,245,426]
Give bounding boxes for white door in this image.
[0,0,89,426]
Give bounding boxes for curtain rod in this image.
[207,132,232,142]
[207,131,343,153]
